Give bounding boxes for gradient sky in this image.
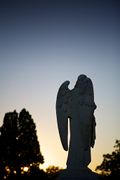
[0,0,120,171]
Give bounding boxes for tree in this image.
[0,109,44,178]
[96,140,120,178]
[46,165,63,179]
[17,109,44,169]
[0,111,18,178]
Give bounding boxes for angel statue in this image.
[56,74,97,170]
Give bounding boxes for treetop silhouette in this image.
[0,108,44,178]
[96,140,120,178]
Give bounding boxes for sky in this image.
[0,0,120,171]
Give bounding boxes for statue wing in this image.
[56,81,70,151]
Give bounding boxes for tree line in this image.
[0,109,45,179]
[0,109,120,179]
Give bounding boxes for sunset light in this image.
[0,0,119,179]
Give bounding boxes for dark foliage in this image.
[96,140,120,179]
[46,165,63,179]
[5,169,49,180]
[0,109,44,179]
[17,109,44,168]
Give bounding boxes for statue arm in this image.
[91,115,96,148]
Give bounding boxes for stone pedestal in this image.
[57,167,100,180]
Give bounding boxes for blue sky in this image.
[0,0,120,170]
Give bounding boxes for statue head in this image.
[74,74,94,96]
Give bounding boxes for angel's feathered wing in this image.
[56,81,70,151]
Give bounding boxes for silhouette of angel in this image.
[56,74,97,169]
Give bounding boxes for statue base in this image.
[57,167,100,180]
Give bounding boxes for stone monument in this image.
[56,75,99,179]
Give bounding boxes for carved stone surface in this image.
[56,75,99,179]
